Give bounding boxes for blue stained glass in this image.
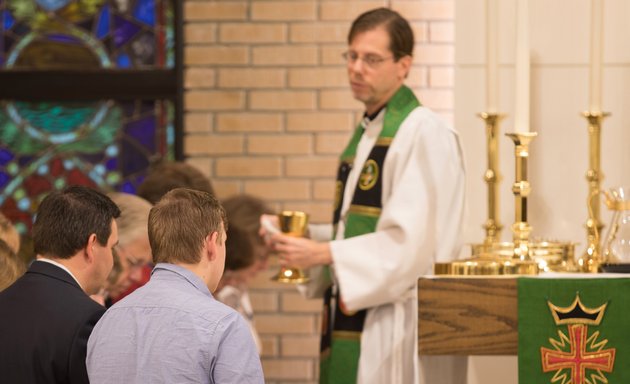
[47,33,80,44]
[126,116,156,152]
[94,164,106,175]
[13,22,31,36]
[133,0,155,27]
[1,98,175,233]
[0,172,9,189]
[17,197,30,211]
[37,164,49,175]
[113,16,140,48]
[105,145,118,157]
[18,155,33,166]
[116,53,131,68]
[120,138,149,176]
[121,181,135,194]
[3,10,15,30]
[35,0,71,12]
[105,157,117,170]
[96,5,110,39]
[0,148,14,165]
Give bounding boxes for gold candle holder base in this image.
[271,210,310,284]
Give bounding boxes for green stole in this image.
[320,86,420,384]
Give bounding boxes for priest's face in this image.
[346,26,412,115]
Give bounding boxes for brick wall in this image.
[183,1,454,382]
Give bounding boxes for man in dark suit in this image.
[0,185,120,384]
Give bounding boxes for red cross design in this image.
[541,324,615,383]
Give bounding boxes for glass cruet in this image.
[602,186,630,264]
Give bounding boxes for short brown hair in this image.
[222,194,274,271]
[32,186,121,259]
[348,7,414,61]
[137,161,215,205]
[149,188,227,264]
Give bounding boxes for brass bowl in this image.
[470,240,577,273]
[434,254,539,276]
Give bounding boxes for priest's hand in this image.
[271,233,332,269]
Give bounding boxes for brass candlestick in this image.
[433,131,539,276]
[271,210,310,284]
[505,132,537,260]
[577,111,610,272]
[480,112,504,246]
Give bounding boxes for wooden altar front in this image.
[417,277,518,355]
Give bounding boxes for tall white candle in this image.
[589,0,603,112]
[514,0,530,133]
[486,0,499,113]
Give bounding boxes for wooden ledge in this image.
[418,277,517,355]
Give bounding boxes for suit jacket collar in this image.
[28,260,84,292]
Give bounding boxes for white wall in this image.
[455,1,630,383]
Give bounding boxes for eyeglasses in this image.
[342,51,395,68]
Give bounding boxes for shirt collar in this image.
[37,257,83,289]
[363,104,386,122]
[151,263,213,298]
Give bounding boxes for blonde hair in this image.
[0,239,25,292]
[107,192,152,247]
[0,212,20,253]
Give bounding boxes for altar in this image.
[417,275,630,382]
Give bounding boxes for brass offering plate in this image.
[434,254,539,276]
[470,240,576,273]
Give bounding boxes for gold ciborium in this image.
[271,210,310,284]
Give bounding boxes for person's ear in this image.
[206,232,219,262]
[85,233,98,262]
[398,55,412,79]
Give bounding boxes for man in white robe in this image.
[270,7,467,384]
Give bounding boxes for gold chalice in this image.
[271,210,310,284]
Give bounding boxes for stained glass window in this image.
[1,0,175,69]
[0,0,182,238]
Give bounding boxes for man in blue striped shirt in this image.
[87,188,264,384]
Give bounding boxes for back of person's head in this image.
[33,185,121,259]
[149,188,226,265]
[348,7,414,60]
[222,194,274,271]
[137,161,215,205]
[222,194,273,235]
[0,212,20,254]
[106,192,152,248]
[224,225,256,271]
[0,239,25,292]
